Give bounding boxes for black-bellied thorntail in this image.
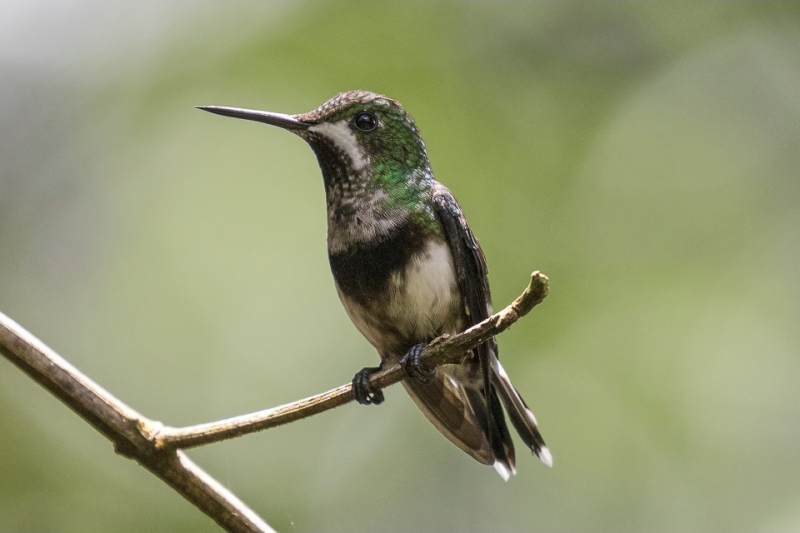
[199,91,551,479]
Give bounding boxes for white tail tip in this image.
[493,461,513,481]
[537,446,553,468]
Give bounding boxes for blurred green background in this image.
[1,2,799,531]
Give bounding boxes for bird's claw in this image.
[352,366,385,405]
[401,343,435,384]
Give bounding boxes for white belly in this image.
[336,239,462,358]
[388,239,460,337]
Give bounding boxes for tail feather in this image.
[464,384,516,473]
[401,359,551,477]
[402,367,516,478]
[492,360,553,468]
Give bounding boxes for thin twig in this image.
[154,271,549,450]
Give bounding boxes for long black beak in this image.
[196,105,310,130]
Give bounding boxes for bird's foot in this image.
[400,343,435,384]
[352,366,385,405]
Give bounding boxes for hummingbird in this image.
[198,91,551,479]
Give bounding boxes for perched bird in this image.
[199,91,551,479]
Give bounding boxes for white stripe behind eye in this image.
[309,120,369,171]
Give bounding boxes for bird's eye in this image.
[353,112,378,132]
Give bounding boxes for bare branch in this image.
[155,271,549,450]
[0,270,549,531]
[0,312,275,533]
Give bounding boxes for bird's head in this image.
[198,91,431,185]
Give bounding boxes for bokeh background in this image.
[1,2,798,531]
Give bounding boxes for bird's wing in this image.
[431,183,493,338]
[430,183,514,470]
[431,183,551,467]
